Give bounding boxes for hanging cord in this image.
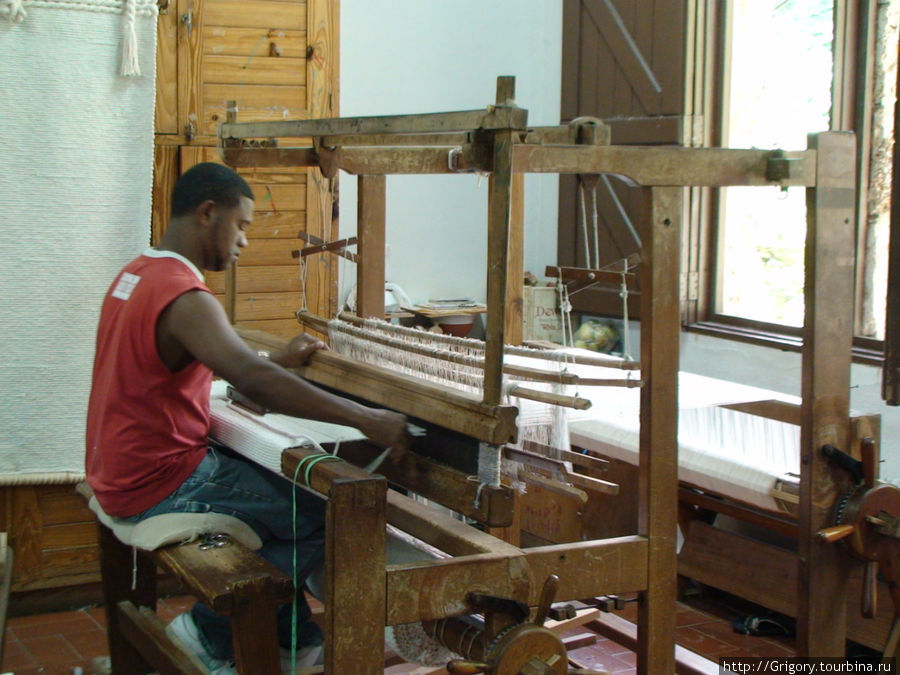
[589,182,600,269]
[555,266,576,351]
[577,180,591,268]
[131,546,138,590]
[619,258,634,363]
[298,254,310,314]
[119,0,140,76]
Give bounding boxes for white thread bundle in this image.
[325,317,586,464]
[119,0,139,76]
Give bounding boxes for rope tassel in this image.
[119,0,140,76]
[3,0,27,23]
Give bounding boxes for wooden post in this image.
[325,476,388,673]
[230,577,281,674]
[357,175,387,319]
[885,39,900,405]
[635,186,680,675]
[504,173,525,346]
[496,76,524,346]
[97,524,158,674]
[796,131,857,656]
[485,131,515,405]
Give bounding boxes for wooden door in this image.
[559,0,697,318]
[154,0,338,337]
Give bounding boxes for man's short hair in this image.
[171,162,254,217]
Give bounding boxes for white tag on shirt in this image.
[111,272,141,300]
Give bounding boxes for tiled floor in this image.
[0,590,800,674]
[1,595,195,675]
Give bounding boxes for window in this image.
[700,0,898,354]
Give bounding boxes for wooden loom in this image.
[218,76,863,671]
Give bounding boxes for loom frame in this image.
[220,77,857,670]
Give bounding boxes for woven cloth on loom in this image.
[208,381,368,470]
[568,371,801,512]
[0,0,156,479]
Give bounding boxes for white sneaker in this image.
[281,644,324,672]
[166,612,236,674]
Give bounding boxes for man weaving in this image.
[85,162,410,673]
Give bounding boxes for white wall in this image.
[339,0,562,305]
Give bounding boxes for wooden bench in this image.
[77,483,293,674]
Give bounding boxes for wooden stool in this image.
[77,483,293,674]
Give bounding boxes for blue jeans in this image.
[127,443,326,659]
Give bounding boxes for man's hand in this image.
[360,409,412,462]
[275,333,328,369]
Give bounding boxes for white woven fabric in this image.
[568,371,802,512]
[0,0,156,479]
[208,380,367,473]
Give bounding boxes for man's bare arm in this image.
[161,290,410,452]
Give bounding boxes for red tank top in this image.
[86,250,212,516]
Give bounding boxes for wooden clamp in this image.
[293,231,358,263]
[545,254,640,296]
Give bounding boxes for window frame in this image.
[687,0,886,366]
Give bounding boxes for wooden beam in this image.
[300,350,519,444]
[386,553,530,624]
[117,603,207,675]
[219,106,528,140]
[484,130,515,405]
[513,145,816,186]
[236,326,519,444]
[357,175,386,318]
[334,444,515,528]
[386,490,520,557]
[222,144,493,175]
[219,146,319,169]
[384,536,649,625]
[796,131,857,656]
[678,520,896,652]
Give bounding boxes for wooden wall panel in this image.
[0,484,99,594]
[182,0,310,136]
[202,84,307,132]
[207,266,303,294]
[201,26,307,57]
[202,0,306,30]
[155,4,179,134]
[183,146,310,334]
[152,144,180,245]
[202,55,306,87]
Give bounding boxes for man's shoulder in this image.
[129,253,206,287]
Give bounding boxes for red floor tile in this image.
[1,592,801,674]
[2,631,38,671]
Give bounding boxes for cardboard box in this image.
[523,285,563,342]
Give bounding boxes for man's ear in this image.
[195,199,216,226]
